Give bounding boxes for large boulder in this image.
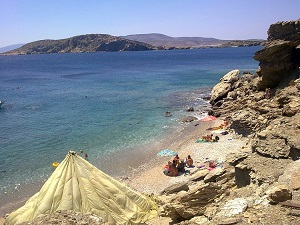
[210,70,240,104]
[266,185,292,203]
[160,181,189,195]
[160,183,221,222]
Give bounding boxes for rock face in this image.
[160,183,222,222]
[210,69,240,104]
[210,32,300,159]
[3,34,157,55]
[254,20,300,89]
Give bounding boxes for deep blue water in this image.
[0,47,261,201]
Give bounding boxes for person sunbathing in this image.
[209,161,216,169]
[164,160,178,176]
[202,134,213,142]
[169,160,179,176]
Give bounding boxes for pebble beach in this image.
[123,118,246,195]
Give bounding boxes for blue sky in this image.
[0,0,299,47]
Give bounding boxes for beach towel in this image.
[195,139,216,143]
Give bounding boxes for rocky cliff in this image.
[166,19,300,224]
[153,19,300,225]
[254,20,300,90]
[2,34,157,55]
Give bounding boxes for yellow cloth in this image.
[5,151,157,225]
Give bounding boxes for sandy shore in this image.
[0,117,246,217]
[122,118,246,195]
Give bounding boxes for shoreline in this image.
[0,117,246,217]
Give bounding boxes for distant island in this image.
[122,33,265,49]
[1,33,265,55]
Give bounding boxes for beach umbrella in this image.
[201,115,217,122]
[157,149,177,157]
[5,151,158,225]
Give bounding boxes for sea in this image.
[0,46,261,208]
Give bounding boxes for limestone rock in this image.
[266,185,292,203]
[291,171,300,190]
[254,20,300,89]
[220,198,248,216]
[226,152,248,166]
[204,168,225,183]
[295,78,300,90]
[161,183,221,221]
[210,70,240,104]
[188,216,209,224]
[252,134,291,158]
[278,160,300,190]
[216,217,242,225]
[252,114,300,159]
[160,181,189,195]
[189,169,209,182]
[181,116,198,123]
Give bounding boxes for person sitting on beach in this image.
[177,160,185,172]
[173,154,180,167]
[164,160,178,176]
[202,134,213,142]
[185,155,194,167]
[208,160,216,170]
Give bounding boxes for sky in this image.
[0,0,299,48]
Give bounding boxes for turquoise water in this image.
[0,47,261,201]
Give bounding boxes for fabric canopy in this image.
[5,151,158,225]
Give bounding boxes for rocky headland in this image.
[2,20,300,225]
[2,34,158,55]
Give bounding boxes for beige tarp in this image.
[5,151,158,225]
